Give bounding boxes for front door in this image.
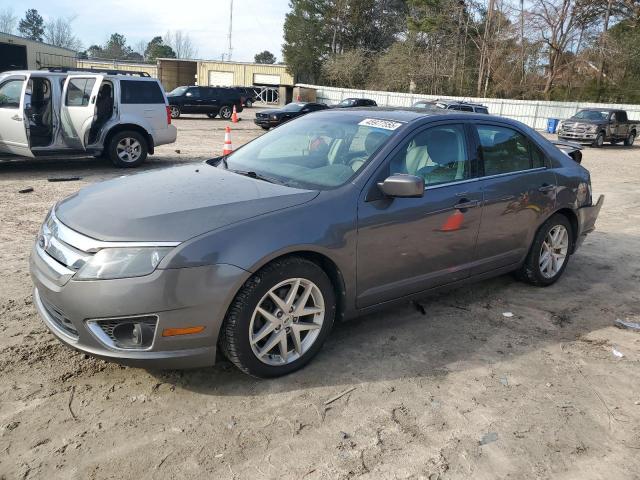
[356,123,482,308]
[0,75,31,156]
[60,74,103,150]
[471,123,557,274]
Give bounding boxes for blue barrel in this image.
[547,118,560,133]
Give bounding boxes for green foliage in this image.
[18,8,44,42]
[145,36,176,61]
[255,50,277,64]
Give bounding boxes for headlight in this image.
[75,247,173,280]
[271,114,279,120]
[558,121,564,130]
[587,125,598,133]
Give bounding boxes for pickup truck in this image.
[557,108,637,147]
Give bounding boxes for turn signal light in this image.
[162,326,205,337]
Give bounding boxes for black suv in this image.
[413,100,489,114]
[166,86,244,119]
[233,87,259,107]
[333,97,378,108]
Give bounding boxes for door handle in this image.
[538,184,556,193]
[454,199,480,210]
[11,114,23,121]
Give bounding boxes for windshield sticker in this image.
[358,118,404,130]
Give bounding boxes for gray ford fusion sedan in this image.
[30,108,603,377]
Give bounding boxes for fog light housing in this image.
[87,316,157,350]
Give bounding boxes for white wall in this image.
[298,83,640,130]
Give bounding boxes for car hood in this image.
[566,117,603,125]
[55,165,318,242]
[258,109,287,116]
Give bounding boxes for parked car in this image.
[166,86,244,119]
[413,100,489,114]
[31,108,603,377]
[0,68,176,167]
[232,86,258,107]
[557,108,637,147]
[254,101,328,129]
[332,97,378,108]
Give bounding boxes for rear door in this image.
[119,79,168,134]
[472,123,557,273]
[60,74,103,150]
[0,75,30,156]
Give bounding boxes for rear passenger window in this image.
[120,80,165,104]
[66,78,96,106]
[477,125,541,176]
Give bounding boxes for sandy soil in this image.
[1,110,639,480]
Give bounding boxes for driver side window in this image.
[389,124,470,187]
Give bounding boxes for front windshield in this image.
[573,110,609,121]
[220,114,400,189]
[282,102,306,112]
[168,86,188,96]
[339,99,355,106]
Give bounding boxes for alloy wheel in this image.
[539,225,569,279]
[116,137,142,163]
[220,106,232,119]
[249,278,325,366]
[170,106,180,118]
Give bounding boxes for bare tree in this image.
[44,16,82,51]
[0,7,17,34]
[164,30,197,59]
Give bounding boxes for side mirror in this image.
[378,174,424,198]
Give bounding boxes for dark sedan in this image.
[333,97,378,108]
[254,102,328,129]
[31,109,603,377]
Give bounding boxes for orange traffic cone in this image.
[223,126,233,155]
[231,105,239,123]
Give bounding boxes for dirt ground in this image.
[1,110,639,480]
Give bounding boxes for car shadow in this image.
[151,232,634,396]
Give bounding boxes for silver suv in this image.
[0,68,177,167]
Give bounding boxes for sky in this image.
[0,0,290,62]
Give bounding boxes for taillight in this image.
[166,106,171,125]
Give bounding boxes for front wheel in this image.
[515,214,572,286]
[220,257,336,378]
[625,132,635,146]
[261,126,270,130]
[592,132,604,148]
[245,99,253,108]
[206,112,217,119]
[108,130,148,168]
[169,106,181,119]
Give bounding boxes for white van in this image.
[0,68,177,167]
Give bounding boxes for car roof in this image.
[0,70,158,81]
[311,106,512,125]
[579,108,621,112]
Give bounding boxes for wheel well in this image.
[104,124,154,155]
[258,252,347,321]
[554,208,579,253]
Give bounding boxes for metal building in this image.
[76,59,158,77]
[0,32,76,72]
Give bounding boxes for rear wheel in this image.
[220,257,336,378]
[169,106,181,119]
[245,99,253,108]
[625,131,636,146]
[516,214,572,286]
[219,105,233,120]
[108,130,148,168]
[592,132,604,148]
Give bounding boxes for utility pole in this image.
[227,0,234,61]
[520,0,525,90]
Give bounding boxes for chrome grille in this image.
[41,297,78,339]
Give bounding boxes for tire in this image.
[515,214,573,286]
[219,105,233,120]
[625,131,635,146]
[261,126,270,130]
[169,106,181,119]
[206,112,217,119]
[245,99,253,108]
[220,257,336,378]
[592,132,604,148]
[108,130,148,168]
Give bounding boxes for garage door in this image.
[208,71,234,86]
[253,73,280,85]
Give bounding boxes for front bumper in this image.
[254,118,279,128]
[575,194,604,251]
[30,243,249,369]
[558,131,597,143]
